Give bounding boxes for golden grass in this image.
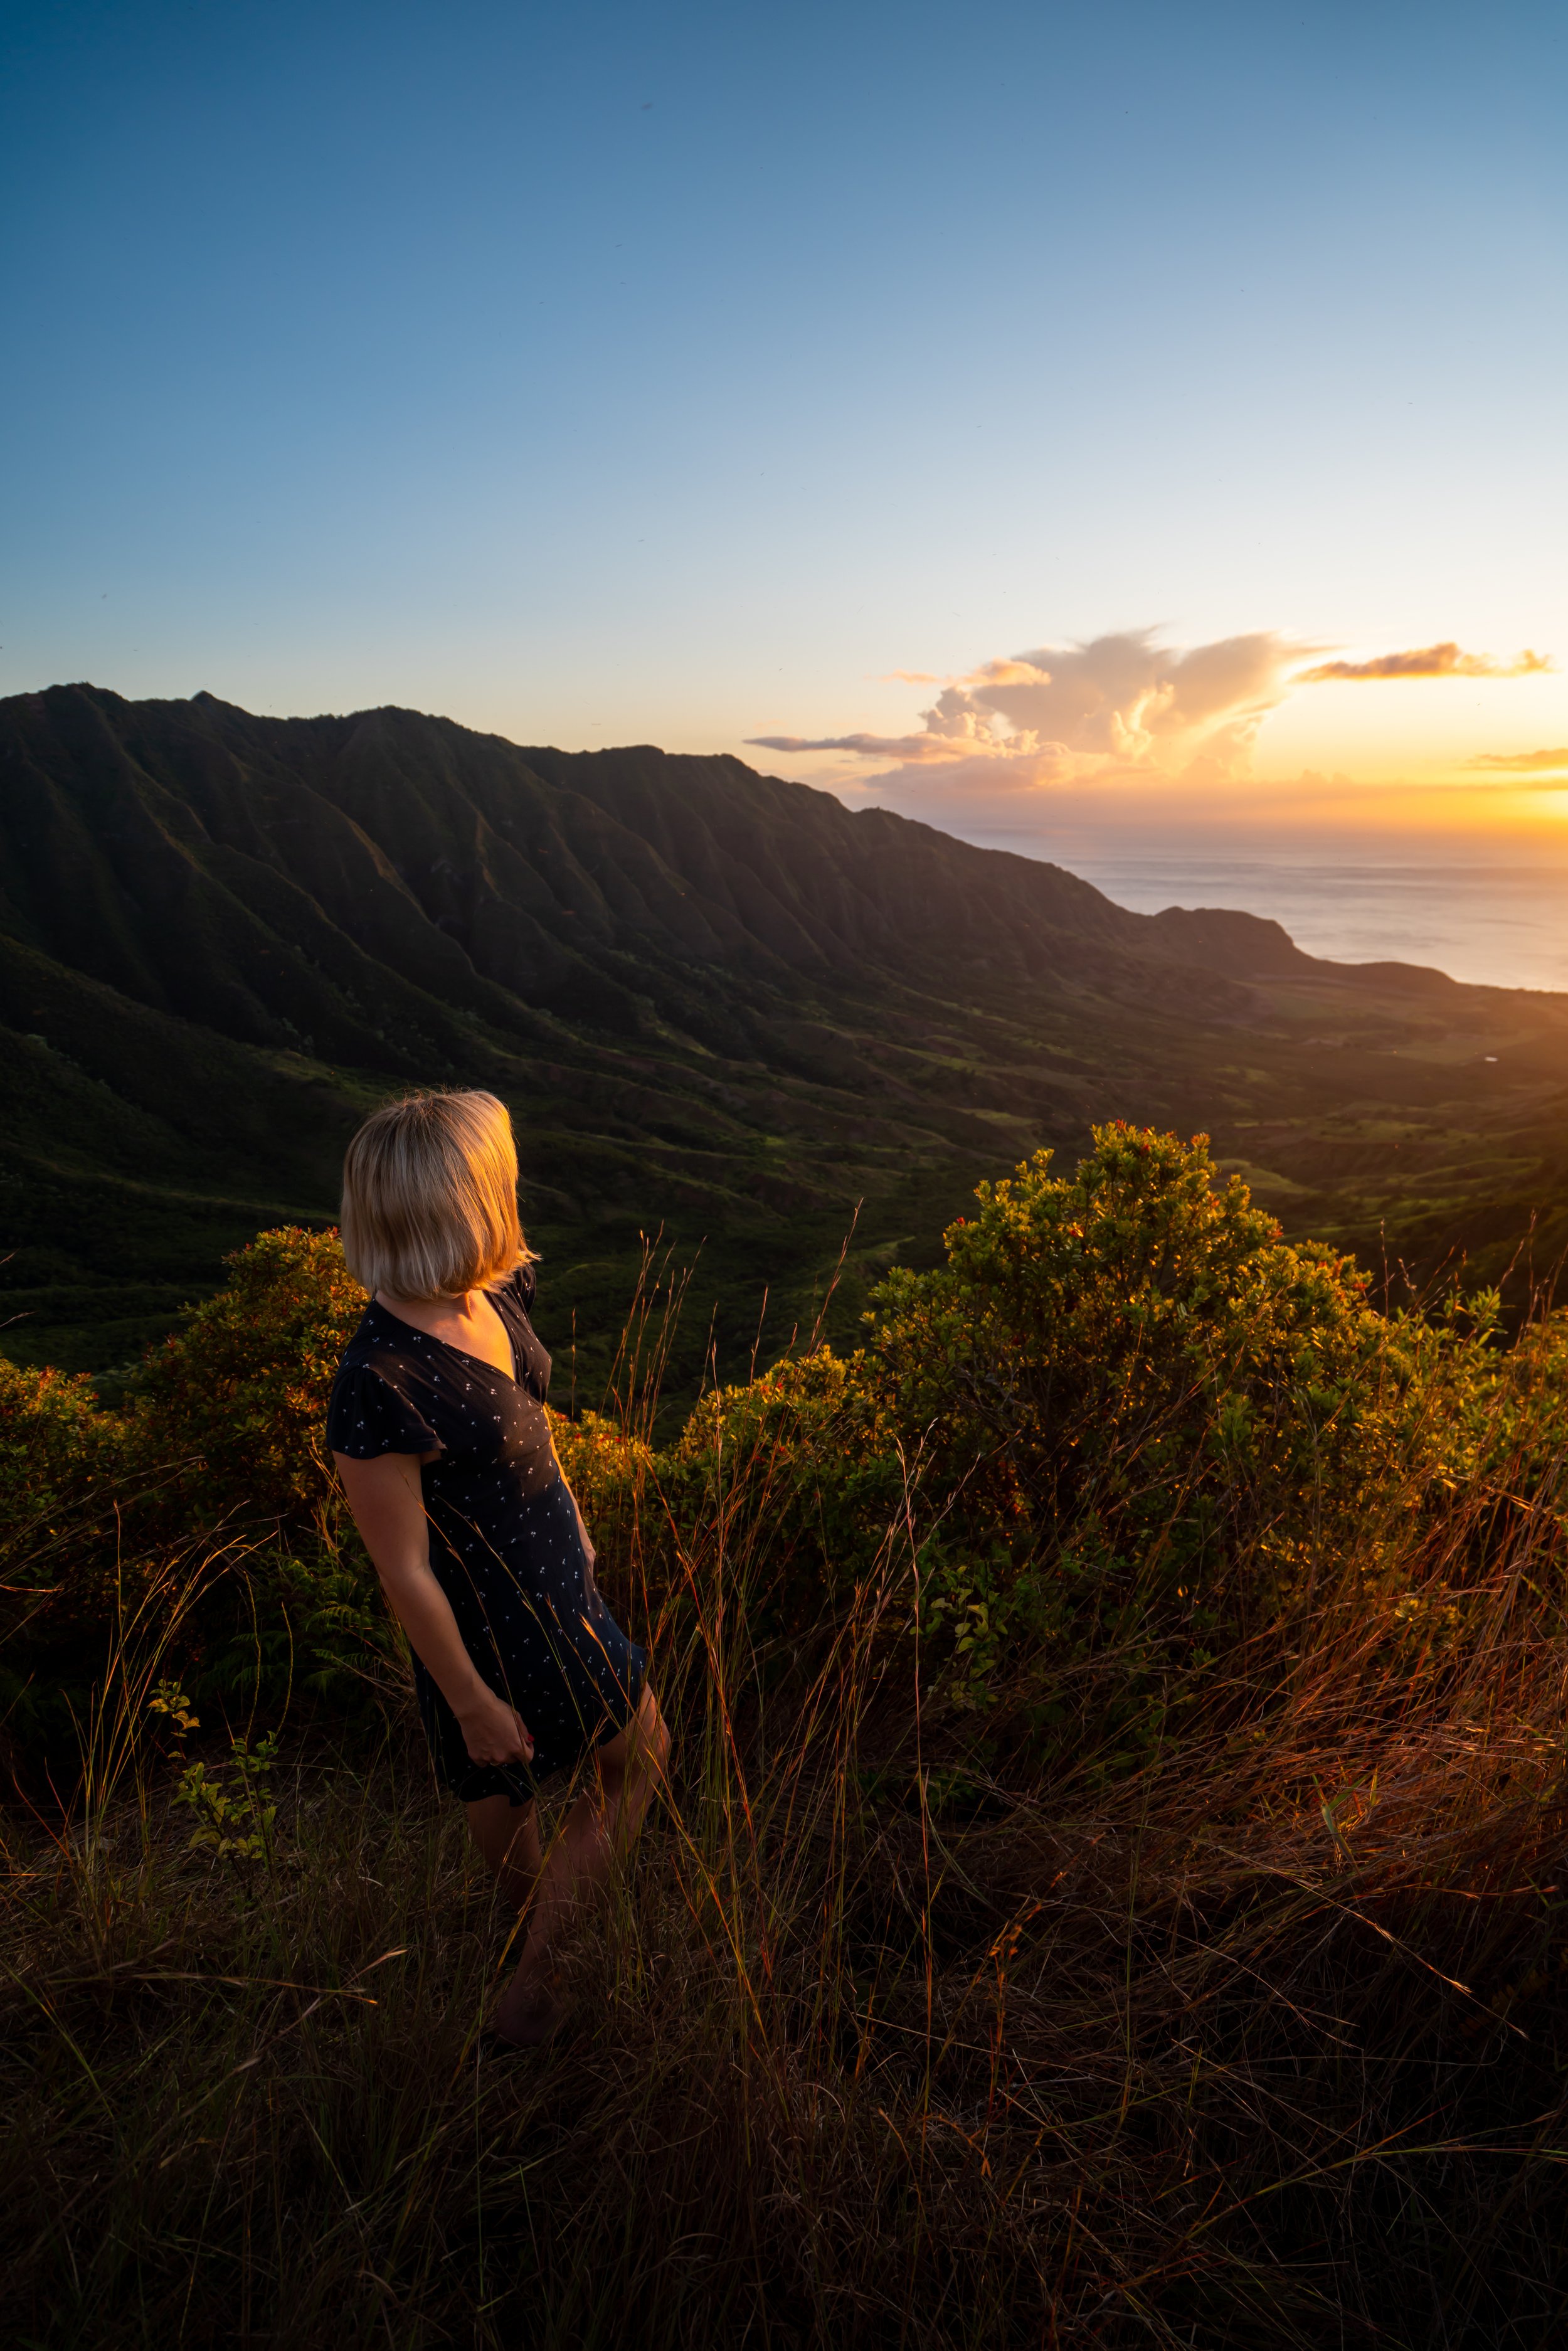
[6,1416,1568,2350]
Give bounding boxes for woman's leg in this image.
[465,1793,543,1916]
[492,1685,672,2046]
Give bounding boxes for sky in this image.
[4,0,1567,866]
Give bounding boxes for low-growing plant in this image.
[660,1344,908,1637]
[0,1356,135,1551]
[174,1729,280,1865]
[866,1126,1531,1733]
[135,1224,368,1531]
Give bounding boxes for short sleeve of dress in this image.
[326,1362,440,1459]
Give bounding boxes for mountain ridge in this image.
[4,682,1567,1384]
[1,682,1333,1048]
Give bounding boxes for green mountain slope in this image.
[4,682,1568,1385]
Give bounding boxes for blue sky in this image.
[4,0,1566,855]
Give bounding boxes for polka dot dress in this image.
[326,1263,648,1805]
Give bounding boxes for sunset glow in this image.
[750,633,1568,857]
[3,1,1565,881]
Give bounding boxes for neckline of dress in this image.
[371,1291,522,1389]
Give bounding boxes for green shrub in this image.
[867,1125,1514,1721]
[549,1408,649,1529]
[0,1232,393,1750]
[0,1357,134,1552]
[135,1227,366,1532]
[658,1346,907,1637]
[0,1359,141,1745]
[6,1138,1564,1781]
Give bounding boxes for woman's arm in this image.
[332,1450,533,1768]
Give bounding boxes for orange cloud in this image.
[748,728,978,764]
[750,631,1304,780]
[751,682,1048,767]
[1467,746,1568,772]
[748,624,1568,857]
[1298,642,1552,682]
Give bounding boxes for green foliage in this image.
[867,1125,1524,1721]
[0,1359,145,1747]
[0,1354,134,1552]
[123,1228,398,1706]
[146,1677,199,1748]
[3,1128,1565,1783]
[174,1731,280,1865]
[150,1687,283,1870]
[920,1544,1043,1711]
[135,1226,367,1531]
[548,1408,650,1554]
[0,1230,388,1754]
[661,1345,908,1635]
[875,1123,1373,1529]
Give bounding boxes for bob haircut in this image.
[340,1091,534,1301]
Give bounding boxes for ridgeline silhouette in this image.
[4,682,1568,1377]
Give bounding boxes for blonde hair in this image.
[340,1091,533,1300]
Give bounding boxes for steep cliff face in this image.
[4,682,1567,1380]
[0,684,1316,1068]
[512,741,1152,974]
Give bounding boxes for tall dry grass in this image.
[6,1271,1568,2347]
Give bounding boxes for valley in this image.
[4,681,1568,1394]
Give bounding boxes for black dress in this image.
[326,1263,648,1804]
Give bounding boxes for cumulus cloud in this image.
[749,629,1303,783]
[746,624,1564,857]
[961,630,1296,760]
[750,684,1061,770]
[1298,643,1552,682]
[1467,746,1568,772]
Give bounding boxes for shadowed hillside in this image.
[5,682,1568,1381]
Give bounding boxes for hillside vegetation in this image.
[6,1130,1568,2344]
[6,684,1568,1389]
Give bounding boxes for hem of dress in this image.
[428,1646,650,1805]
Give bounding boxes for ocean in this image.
[1069,859,1568,995]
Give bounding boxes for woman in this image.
[327,1089,669,2047]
